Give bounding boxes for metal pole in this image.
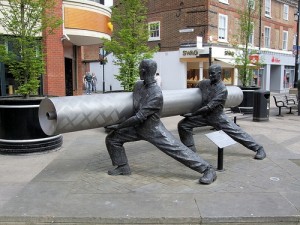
[209,46,212,66]
[102,49,105,93]
[258,0,262,51]
[294,0,300,88]
[217,147,224,171]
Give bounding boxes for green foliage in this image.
[102,0,157,91]
[233,0,260,87]
[0,0,62,98]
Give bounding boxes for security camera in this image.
[61,34,70,41]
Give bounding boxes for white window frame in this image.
[218,14,228,42]
[282,31,288,50]
[248,22,254,46]
[148,21,160,41]
[248,0,255,10]
[283,4,289,21]
[264,26,271,48]
[219,0,229,4]
[265,0,271,17]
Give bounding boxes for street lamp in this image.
[99,47,106,93]
[294,1,300,88]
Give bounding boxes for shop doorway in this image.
[65,58,73,96]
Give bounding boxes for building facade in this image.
[145,0,298,93]
[0,0,111,96]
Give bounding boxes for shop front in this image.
[179,46,237,88]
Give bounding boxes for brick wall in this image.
[43,0,65,96]
[147,0,297,52]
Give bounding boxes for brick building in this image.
[144,0,297,92]
[0,0,111,96]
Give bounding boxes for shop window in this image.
[187,69,199,88]
[222,68,233,85]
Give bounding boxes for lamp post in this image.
[99,47,106,93]
[294,0,300,88]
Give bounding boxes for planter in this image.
[232,86,260,114]
[0,96,63,154]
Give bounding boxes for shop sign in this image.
[271,56,280,63]
[180,47,202,58]
[249,54,259,64]
[183,49,199,56]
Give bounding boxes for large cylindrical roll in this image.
[39,86,243,135]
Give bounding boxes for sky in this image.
[105,0,113,7]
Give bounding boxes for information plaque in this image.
[205,130,236,148]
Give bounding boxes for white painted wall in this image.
[153,51,186,90]
[90,54,122,92]
[90,51,187,91]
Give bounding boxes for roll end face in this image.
[39,98,58,136]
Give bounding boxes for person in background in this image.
[84,72,93,95]
[92,73,97,93]
[155,72,162,88]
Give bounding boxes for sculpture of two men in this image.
[105,60,266,185]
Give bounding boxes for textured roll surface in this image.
[39,87,243,135]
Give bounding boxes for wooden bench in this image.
[273,95,297,116]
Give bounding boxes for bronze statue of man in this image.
[178,64,266,160]
[105,59,217,184]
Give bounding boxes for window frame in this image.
[264,26,271,48]
[219,0,229,4]
[265,0,271,17]
[282,31,288,50]
[148,21,160,41]
[248,0,255,10]
[218,14,228,42]
[248,22,254,46]
[283,4,289,21]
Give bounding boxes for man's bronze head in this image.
[139,59,157,83]
[209,64,222,84]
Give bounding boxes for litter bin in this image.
[253,90,270,121]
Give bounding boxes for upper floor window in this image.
[283,4,289,20]
[218,14,228,42]
[248,22,254,46]
[219,0,229,4]
[264,26,271,48]
[265,0,271,17]
[87,0,104,4]
[282,31,288,50]
[148,21,160,41]
[248,0,255,9]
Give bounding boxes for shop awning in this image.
[214,58,256,68]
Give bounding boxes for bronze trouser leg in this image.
[105,127,139,166]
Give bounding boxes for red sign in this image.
[249,54,259,64]
[271,56,280,63]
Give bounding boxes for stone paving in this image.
[0,93,299,224]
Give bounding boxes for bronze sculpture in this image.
[105,59,217,184]
[178,64,266,160]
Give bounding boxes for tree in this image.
[0,0,62,98]
[102,0,157,91]
[233,0,260,87]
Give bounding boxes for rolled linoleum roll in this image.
[39,86,243,135]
